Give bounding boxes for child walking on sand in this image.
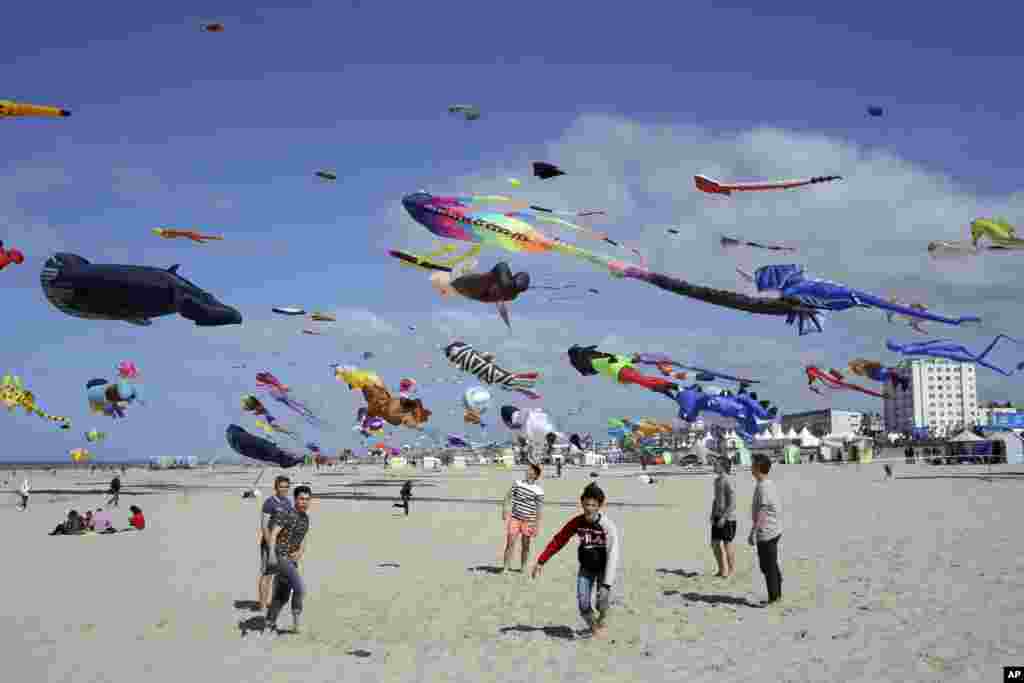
[502,464,544,572]
[749,455,783,604]
[531,482,620,639]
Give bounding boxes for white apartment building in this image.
[781,409,863,438]
[883,358,979,435]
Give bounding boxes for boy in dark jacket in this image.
[531,483,621,639]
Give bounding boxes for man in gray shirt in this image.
[258,476,293,610]
[710,457,737,577]
[748,455,783,604]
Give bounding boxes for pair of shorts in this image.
[710,520,737,543]
[506,517,537,538]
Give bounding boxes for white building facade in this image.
[883,358,979,435]
[781,409,863,437]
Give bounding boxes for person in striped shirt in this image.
[501,464,544,572]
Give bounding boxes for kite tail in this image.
[549,238,636,275]
[856,292,982,327]
[507,372,541,399]
[30,405,71,428]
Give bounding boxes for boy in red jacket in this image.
[530,482,620,639]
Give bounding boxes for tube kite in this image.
[448,104,480,121]
[567,345,679,396]
[886,336,1024,377]
[532,162,566,180]
[694,174,841,196]
[0,100,71,118]
[805,366,886,399]
[152,228,224,244]
[444,342,540,399]
[225,425,304,468]
[1,374,71,429]
[314,171,337,181]
[0,241,24,271]
[719,234,796,252]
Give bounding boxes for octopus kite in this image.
[566,345,680,397]
[674,385,777,442]
[886,336,1024,377]
[430,261,530,328]
[694,174,841,196]
[152,228,224,243]
[444,342,540,399]
[86,379,141,419]
[805,366,886,399]
[1,374,71,429]
[0,241,25,271]
[847,359,910,392]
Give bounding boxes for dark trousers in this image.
[394,495,410,515]
[756,535,782,602]
[108,492,120,507]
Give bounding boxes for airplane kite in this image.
[0,100,71,118]
[886,336,1024,377]
[694,174,841,196]
[805,366,886,399]
[152,228,224,244]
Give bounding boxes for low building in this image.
[780,409,863,438]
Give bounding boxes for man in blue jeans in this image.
[266,485,312,634]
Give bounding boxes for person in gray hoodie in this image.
[710,456,737,577]
[749,455,783,604]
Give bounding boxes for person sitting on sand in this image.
[51,510,86,535]
[531,482,620,639]
[128,505,145,530]
[83,510,95,531]
[92,507,115,533]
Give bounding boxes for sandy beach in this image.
[3,461,1022,683]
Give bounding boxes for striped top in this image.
[509,480,544,521]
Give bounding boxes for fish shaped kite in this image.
[0,100,71,118]
[0,241,24,271]
[429,261,530,328]
[401,191,639,276]
[225,425,304,468]
[694,174,841,196]
[444,341,540,399]
[314,170,337,181]
[448,104,480,121]
[886,336,1024,377]
[152,228,224,244]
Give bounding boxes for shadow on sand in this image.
[233,600,262,611]
[499,624,576,640]
[656,568,700,578]
[664,590,755,607]
[468,565,505,574]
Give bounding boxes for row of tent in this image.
[149,455,199,469]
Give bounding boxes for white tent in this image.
[950,430,985,443]
[784,427,799,439]
[797,427,820,447]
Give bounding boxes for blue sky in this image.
[3,1,1024,462]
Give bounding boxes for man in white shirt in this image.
[18,478,30,511]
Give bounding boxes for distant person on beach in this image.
[531,482,620,639]
[17,477,30,511]
[50,510,86,535]
[265,485,312,634]
[749,455,783,605]
[128,505,145,530]
[259,476,293,611]
[393,480,413,516]
[710,457,737,578]
[108,476,121,508]
[502,463,544,572]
